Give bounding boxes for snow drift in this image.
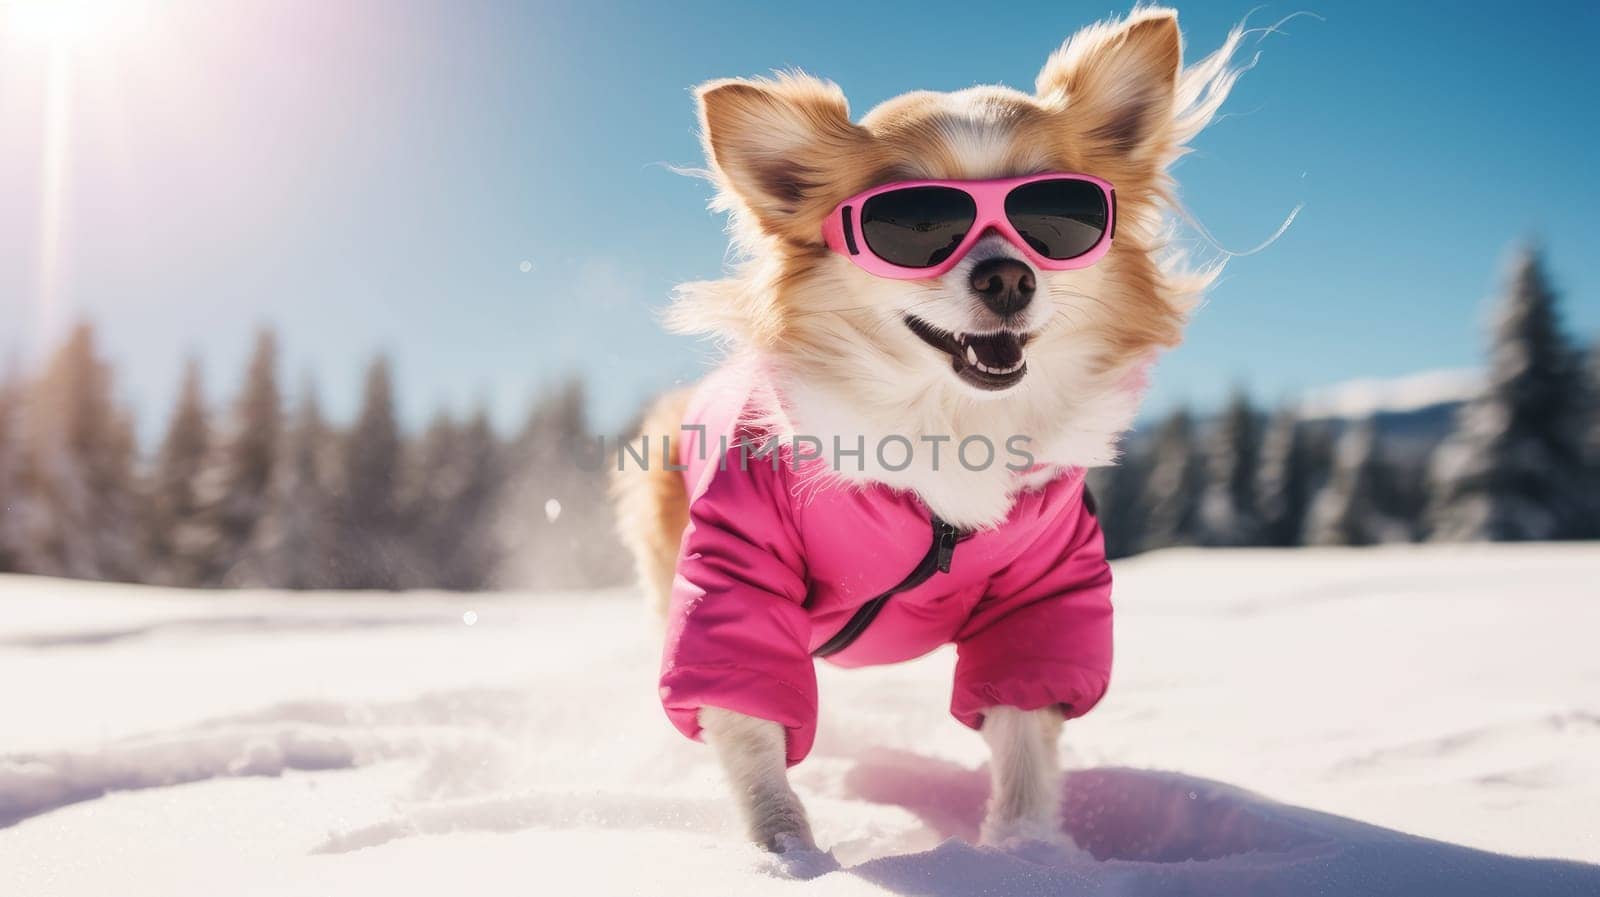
[2,544,1597,896]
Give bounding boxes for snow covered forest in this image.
[1,248,1596,590]
[0,330,617,591]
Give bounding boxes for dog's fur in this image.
[615,7,1244,862]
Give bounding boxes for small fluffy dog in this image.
[615,6,1243,865]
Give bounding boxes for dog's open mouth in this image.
[904,315,1031,391]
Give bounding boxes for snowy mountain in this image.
[1297,368,1485,420]
[1127,368,1482,454]
[3,544,1597,896]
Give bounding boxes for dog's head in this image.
[672,8,1243,510]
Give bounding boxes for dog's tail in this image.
[612,387,693,620]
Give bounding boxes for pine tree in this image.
[0,377,23,572]
[335,356,407,589]
[1581,340,1600,537]
[145,358,211,585]
[498,379,624,588]
[1256,408,1316,546]
[1306,420,1410,546]
[1138,407,1205,552]
[1197,389,1264,546]
[15,324,140,580]
[1428,249,1588,541]
[410,408,502,590]
[241,383,337,589]
[194,329,283,585]
[1086,446,1149,560]
[448,408,502,588]
[407,411,461,588]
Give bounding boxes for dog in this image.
[614,6,1244,866]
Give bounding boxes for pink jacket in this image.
[659,368,1114,766]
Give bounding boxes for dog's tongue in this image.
[965,332,1024,369]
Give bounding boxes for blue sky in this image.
[1,0,1596,443]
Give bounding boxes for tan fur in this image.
[611,387,692,618]
[617,7,1252,854]
[655,8,1246,534]
[674,17,1241,387]
[628,4,1250,554]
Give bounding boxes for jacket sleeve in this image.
[657,447,817,766]
[949,479,1113,730]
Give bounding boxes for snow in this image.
[3,544,1598,896]
[1298,368,1484,419]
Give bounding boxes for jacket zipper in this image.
[812,514,961,658]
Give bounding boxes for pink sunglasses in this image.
[822,173,1116,280]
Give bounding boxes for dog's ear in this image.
[697,73,869,244]
[1035,9,1182,174]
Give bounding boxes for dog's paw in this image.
[758,833,841,880]
[979,817,1091,864]
[980,813,1060,847]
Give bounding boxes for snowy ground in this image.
[2,544,1598,896]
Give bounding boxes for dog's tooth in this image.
[966,345,978,366]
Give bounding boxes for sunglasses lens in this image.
[1004,179,1109,260]
[860,186,977,269]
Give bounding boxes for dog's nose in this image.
[968,258,1036,317]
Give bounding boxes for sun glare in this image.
[4,0,158,349]
[3,0,150,49]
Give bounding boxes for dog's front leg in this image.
[699,706,818,854]
[979,705,1069,845]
